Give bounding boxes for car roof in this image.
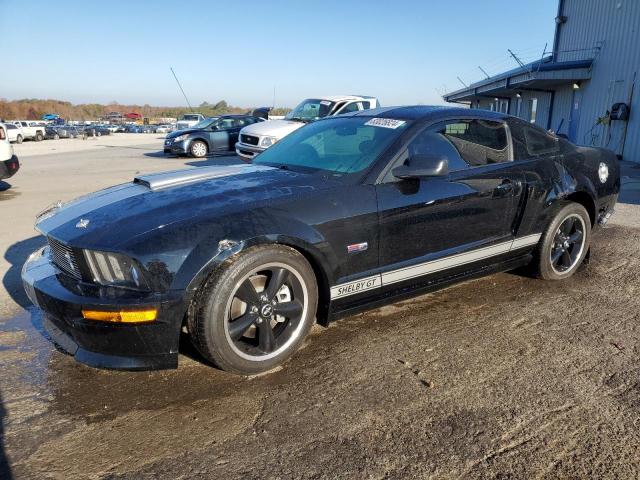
[345,105,507,122]
[315,95,372,102]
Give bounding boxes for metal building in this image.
[443,0,639,163]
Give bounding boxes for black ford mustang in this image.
[22,106,619,374]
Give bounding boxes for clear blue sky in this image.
[0,0,558,108]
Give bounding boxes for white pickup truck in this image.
[12,120,45,142]
[176,113,205,131]
[235,95,379,160]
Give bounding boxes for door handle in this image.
[493,180,515,197]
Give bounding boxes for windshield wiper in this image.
[287,116,311,123]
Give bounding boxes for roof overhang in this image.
[444,59,593,103]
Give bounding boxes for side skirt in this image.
[327,254,532,323]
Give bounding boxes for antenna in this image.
[507,49,526,69]
[457,76,469,88]
[170,67,194,112]
[478,66,491,79]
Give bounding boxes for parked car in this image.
[164,115,263,157]
[56,126,85,139]
[176,113,205,130]
[44,126,60,140]
[5,123,24,143]
[12,120,45,142]
[154,125,172,133]
[0,123,19,180]
[125,124,143,133]
[84,125,111,137]
[22,106,620,374]
[105,125,119,133]
[235,95,379,160]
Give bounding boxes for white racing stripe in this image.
[330,233,542,299]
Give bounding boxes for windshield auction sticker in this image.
[364,118,406,129]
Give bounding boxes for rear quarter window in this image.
[508,118,560,160]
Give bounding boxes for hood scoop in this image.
[133,165,273,190]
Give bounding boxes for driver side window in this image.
[384,122,470,182]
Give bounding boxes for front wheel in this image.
[189,245,318,375]
[53,134,60,140]
[533,202,591,280]
[190,140,208,158]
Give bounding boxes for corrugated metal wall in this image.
[558,0,640,160]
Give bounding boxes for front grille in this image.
[48,237,82,280]
[241,134,259,146]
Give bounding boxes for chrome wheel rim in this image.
[224,262,308,361]
[192,142,207,157]
[550,214,586,274]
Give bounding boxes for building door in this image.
[568,89,582,143]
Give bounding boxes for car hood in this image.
[35,164,332,249]
[240,119,305,140]
[166,128,201,138]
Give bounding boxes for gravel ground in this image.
[1,143,639,479]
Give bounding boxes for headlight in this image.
[83,250,148,289]
[260,136,278,147]
[173,134,189,142]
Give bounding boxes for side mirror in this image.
[392,154,449,179]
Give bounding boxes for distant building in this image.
[443,0,639,163]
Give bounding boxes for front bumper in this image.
[0,155,20,180]
[235,142,265,160]
[164,139,188,155]
[22,247,186,370]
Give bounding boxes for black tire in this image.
[16,135,23,144]
[190,140,208,158]
[189,245,318,375]
[532,202,591,280]
[35,132,43,142]
[97,131,101,137]
[54,134,60,140]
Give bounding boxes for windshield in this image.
[191,117,219,129]
[181,114,202,121]
[285,99,336,122]
[254,116,409,175]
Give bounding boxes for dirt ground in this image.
[1,139,640,479]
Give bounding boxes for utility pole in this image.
[170,67,194,112]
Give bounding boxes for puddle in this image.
[0,306,278,422]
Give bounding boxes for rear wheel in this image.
[533,202,591,280]
[53,134,60,140]
[189,245,318,375]
[16,135,23,144]
[190,140,208,158]
[35,132,43,142]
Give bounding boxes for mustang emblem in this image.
[76,218,90,228]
